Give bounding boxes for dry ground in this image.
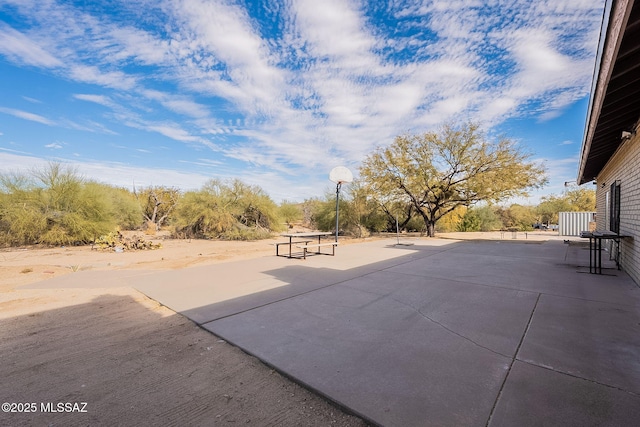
[0,234,370,426]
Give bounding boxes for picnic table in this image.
[276,232,336,259]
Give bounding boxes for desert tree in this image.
[359,122,547,236]
[536,187,596,224]
[134,185,181,230]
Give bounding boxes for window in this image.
[609,181,621,234]
[605,191,609,229]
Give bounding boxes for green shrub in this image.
[89,183,143,230]
[0,163,115,246]
[173,179,281,240]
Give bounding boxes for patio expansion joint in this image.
[196,274,380,326]
[387,267,640,309]
[195,249,449,326]
[515,358,640,398]
[485,292,541,427]
[390,295,512,359]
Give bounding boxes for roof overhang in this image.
[578,0,640,184]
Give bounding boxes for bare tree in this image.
[134,186,180,230]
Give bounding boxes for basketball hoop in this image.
[329,166,353,242]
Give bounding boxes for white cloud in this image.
[141,89,210,118]
[0,24,62,67]
[168,0,287,116]
[147,124,201,142]
[69,65,138,91]
[0,107,55,125]
[22,96,42,104]
[45,142,64,149]
[73,93,115,107]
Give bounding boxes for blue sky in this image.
[0,0,604,203]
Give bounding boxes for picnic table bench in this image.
[296,241,339,260]
[275,239,313,256]
[277,232,335,259]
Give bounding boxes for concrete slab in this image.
[341,271,538,357]
[518,294,640,394]
[133,240,449,324]
[385,241,640,307]
[203,281,516,426]
[489,361,640,427]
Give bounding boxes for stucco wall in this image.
[596,131,640,285]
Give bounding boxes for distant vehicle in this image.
[532,223,559,231]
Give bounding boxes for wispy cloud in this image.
[22,96,42,104]
[0,23,62,67]
[141,90,210,118]
[0,106,55,125]
[73,93,116,108]
[69,65,138,91]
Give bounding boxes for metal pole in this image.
[335,182,341,242]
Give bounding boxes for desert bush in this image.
[91,183,143,230]
[228,180,282,231]
[497,204,536,231]
[456,205,502,232]
[277,200,303,228]
[311,190,366,237]
[173,179,281,240]
[173,185,236,238]
[0,164,115,246]
[219,223,273,241]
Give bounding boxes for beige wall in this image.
[596,131,640,284]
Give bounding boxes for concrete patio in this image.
[26,237,640,426]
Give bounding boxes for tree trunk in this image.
[427,221,435,237]
[415,208,436,237]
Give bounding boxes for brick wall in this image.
[596,131,640,285]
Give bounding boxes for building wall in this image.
[596,131,640,284]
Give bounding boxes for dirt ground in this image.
[0,234,370,426]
